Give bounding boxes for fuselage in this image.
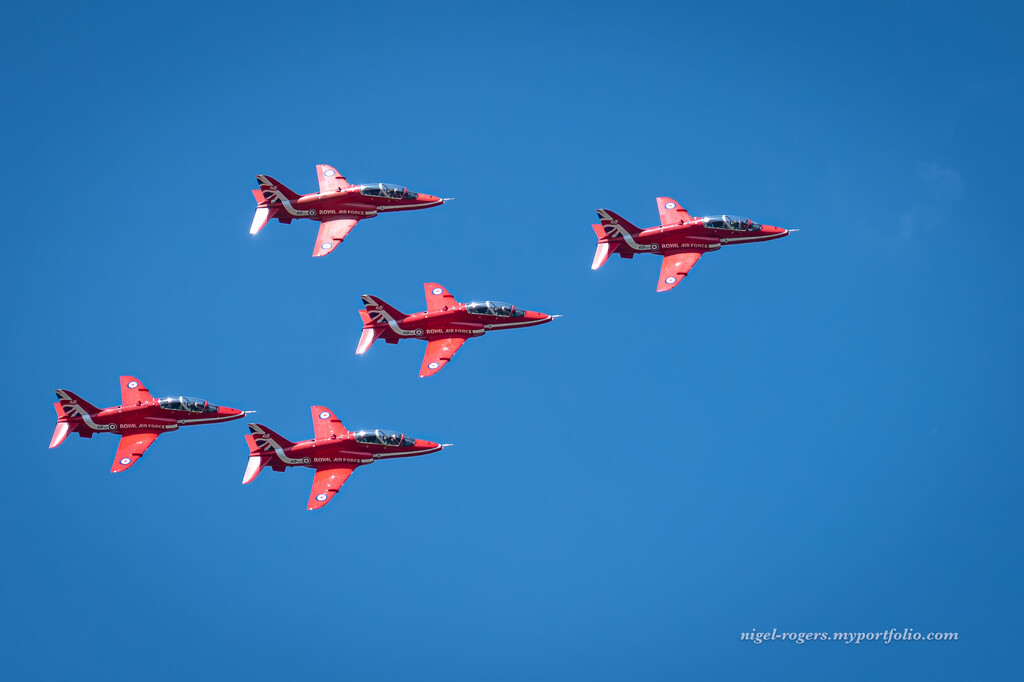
[272,186,444,223]
[380,304,552,341]
[625,217,789,254]
[58,392,244,436]
[256,430,442,471]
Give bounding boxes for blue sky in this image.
[1,1,1022,679]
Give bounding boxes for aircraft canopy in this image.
[158,396,217,413]
[702,215,761,232]
[358,183,411,199]
[354,429,414,447]
[465,301,526,317]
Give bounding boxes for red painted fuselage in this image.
[243,406,445,510]
[49,376,246,472]
[250,164,446,257]
[591,197,792,291]
[357,282,555,377]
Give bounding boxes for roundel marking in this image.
[665,202,676,209]
[119,457,132,465]
[428,362,440,369]
[431,287,443,295]
[308,210,317,216]
[316,493,328,501]
[665,276,678,284]
[323,169,335,177]
[319,411,331,420]
[414,329,424,336]
[321,242,333,250]
[127,381,138,388]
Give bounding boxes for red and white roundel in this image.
[665,202,676,209]
[324,169,335,177]
[319,411,331,420]
[127,381,138,388]
[432,287,443,295]
[316,493,328,501]
[119,457,132,465]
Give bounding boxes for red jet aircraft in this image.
[249,163,448,257]
[49,376,248,472]
[356,282,556,377]
[242,406,448,510]
[590,197,794,291]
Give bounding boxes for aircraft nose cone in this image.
[414,439,443,452]
[416,193,443,205]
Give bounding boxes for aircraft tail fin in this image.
[595,209,642,239]
[244,423,297,480]
[51,389,100,446]
[357,295,405,350]
[242,429,275,484]
[360,295,406,324]
[255,174,302,203]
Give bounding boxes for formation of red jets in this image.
[50,164,792,509]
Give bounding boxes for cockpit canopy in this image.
[358,183,412,200]
[702,215,761,232]
[354,429,414,447]
[465,300,526,318]
[158,396,217,413]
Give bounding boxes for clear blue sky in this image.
[2,1,1021,679]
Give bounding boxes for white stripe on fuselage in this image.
[250,425,310,465]
[376,201,442,212]
[364,301,418,337]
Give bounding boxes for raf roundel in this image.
[316,493,328,502]
[431,287,443,296]
[127,381,138,389]
[323,169,335,177]
[321,242,332,250]
[319,411,331,420]
[665,276,678,284]
[428,362,440,370]
[119,457,132,466]
[665,202,676,209]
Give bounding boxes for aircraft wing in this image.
[419,337,468,377]
[657,250,703,292]
[308,465,357,510]
[657,196,694,225]
[424,282,458,312]
[316,164,350,193]
[312,217,360,257]
[111,431,161,473]
[311,405,350,440]
[120,376,154,406]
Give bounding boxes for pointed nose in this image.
[763,225,789,236]
[220,407,245,420]
[414,439,444,453]
[416,193,444,205]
